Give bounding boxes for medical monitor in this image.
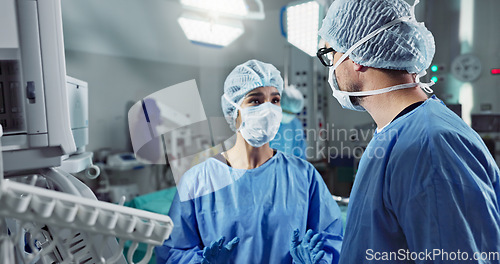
[446,104,462,119]
[0,0,76,173]
[471,114,500,133]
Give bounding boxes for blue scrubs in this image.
[340,96,500,263]
[156,151,343,263]
[270,118,307,159]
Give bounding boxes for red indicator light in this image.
[492,69,500,75]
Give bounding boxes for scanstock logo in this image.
[128,79,238,201]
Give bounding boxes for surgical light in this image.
[286,0,323,57]
[180,0,248,17]
[178,13,244,48]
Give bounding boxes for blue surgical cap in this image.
[222,59,284,132]
[282,85,304,114]
[318,0,435,74]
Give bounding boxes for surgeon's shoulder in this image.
[176,158,221,189]
[419,99,477,140]
[276,151,317,175]
[388,101,455,161]
[277,150,306,164]
[396,98,464,140]
[399,98,490,169]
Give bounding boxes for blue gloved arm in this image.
[306,169,344,264]
[156,236,239,264]
[201,236,239,264]
[290,229,326,264]
[155,244,204,264]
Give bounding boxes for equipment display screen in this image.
[0,60,25,133]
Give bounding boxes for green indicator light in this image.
[431,76,438,83]
[431,65,438,72]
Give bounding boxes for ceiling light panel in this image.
[286,0,322,57]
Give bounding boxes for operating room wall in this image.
[423,0,500,164]
[64,50,271,154]
[61,0,289,70]
[424,0,500,113]
[469,0,500,113]
[65,50,203,153]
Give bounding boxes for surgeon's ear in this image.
[353,62,366,72]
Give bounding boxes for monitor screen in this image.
[471,114,500,133]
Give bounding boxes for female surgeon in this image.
[155,60,343,264]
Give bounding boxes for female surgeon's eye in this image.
[249,99,261,105]
[272,98,280,104]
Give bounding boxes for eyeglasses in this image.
[316,47,336,67]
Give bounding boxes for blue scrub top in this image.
[156,151,343,264]
[340,96,500,263]
[270,118,307,159]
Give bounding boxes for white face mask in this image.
[224,94,282,147]
[327,16,434,112]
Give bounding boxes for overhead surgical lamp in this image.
[285,0,323,57]
[178,13,244,48]
[179,0,264,20]
[178,0,264,48]
[180,0,248,17]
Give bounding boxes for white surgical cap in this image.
[281,85,304,124]
[221,59,284,132]
[282,85,304,114]
[318,0,435,74]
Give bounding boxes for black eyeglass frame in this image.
[316,47,336,67]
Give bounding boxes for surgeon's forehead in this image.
[245,86,279,97]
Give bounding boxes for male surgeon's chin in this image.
[350,96,365,107]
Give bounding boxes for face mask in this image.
[224,94,282,147]
[327,16,434,112]
[328,66,364,111]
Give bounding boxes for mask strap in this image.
[415,70,435,94]
[336,82,419,97]
[337,75,434,97]
[411,0,420,19]
[331,16,413,70]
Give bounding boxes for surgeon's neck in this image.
[360,71,428,129]
[224,133,274,170]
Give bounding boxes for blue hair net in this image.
[282,85,304,114]
[318,0,435,74]
[222,59,284,132]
